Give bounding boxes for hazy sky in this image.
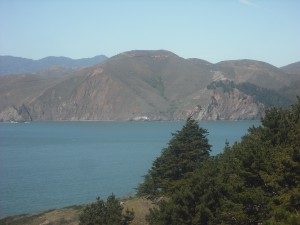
[0,0,299,66]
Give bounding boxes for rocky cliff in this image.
[195,89,265,120]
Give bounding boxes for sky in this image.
[0,0,299,67]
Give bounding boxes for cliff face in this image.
[195,89,265,120]
[0,105,32,122]
[170,88,265,121]
[0,50,298,122]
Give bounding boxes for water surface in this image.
[0,120,260,217]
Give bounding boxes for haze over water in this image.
[0,120,260,218]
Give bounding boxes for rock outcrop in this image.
[195,89,265,120]
[0,105,31,122]
[170,88,265,120]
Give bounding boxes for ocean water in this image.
[0,120,260,218]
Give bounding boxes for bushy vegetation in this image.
[79,194,134,225]
[138,98,300,224]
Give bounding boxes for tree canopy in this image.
[145,99,300,225]
[137,117,211,198]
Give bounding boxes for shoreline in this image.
[0,198,152,225]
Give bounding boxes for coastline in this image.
[0,198,152,225]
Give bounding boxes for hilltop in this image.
[0,50,299,122]
[281,61,300,75]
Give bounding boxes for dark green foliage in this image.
[137,117,211,198]
[146,99,300,225]
[207,80,291,107]
[79,194,134,225]
[237,82,291,108]
[207,80,235,93]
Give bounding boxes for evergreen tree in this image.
[145,99,300,225]
[137,117,211,197]
[79,194,134,225]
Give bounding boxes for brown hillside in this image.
[0,50,298,122]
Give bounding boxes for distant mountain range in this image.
[0,55,108,76]
[0,50,299,122]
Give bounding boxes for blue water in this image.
[0,120,260,218]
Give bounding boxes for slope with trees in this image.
[138,98,300,225]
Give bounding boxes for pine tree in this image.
[137,117,211,197]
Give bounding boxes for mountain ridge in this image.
[281,61,300,75]
[0,50,299,122]
[0,55,108,76]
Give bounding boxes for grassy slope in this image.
[0,198,153,225]
[123,198,154,225]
